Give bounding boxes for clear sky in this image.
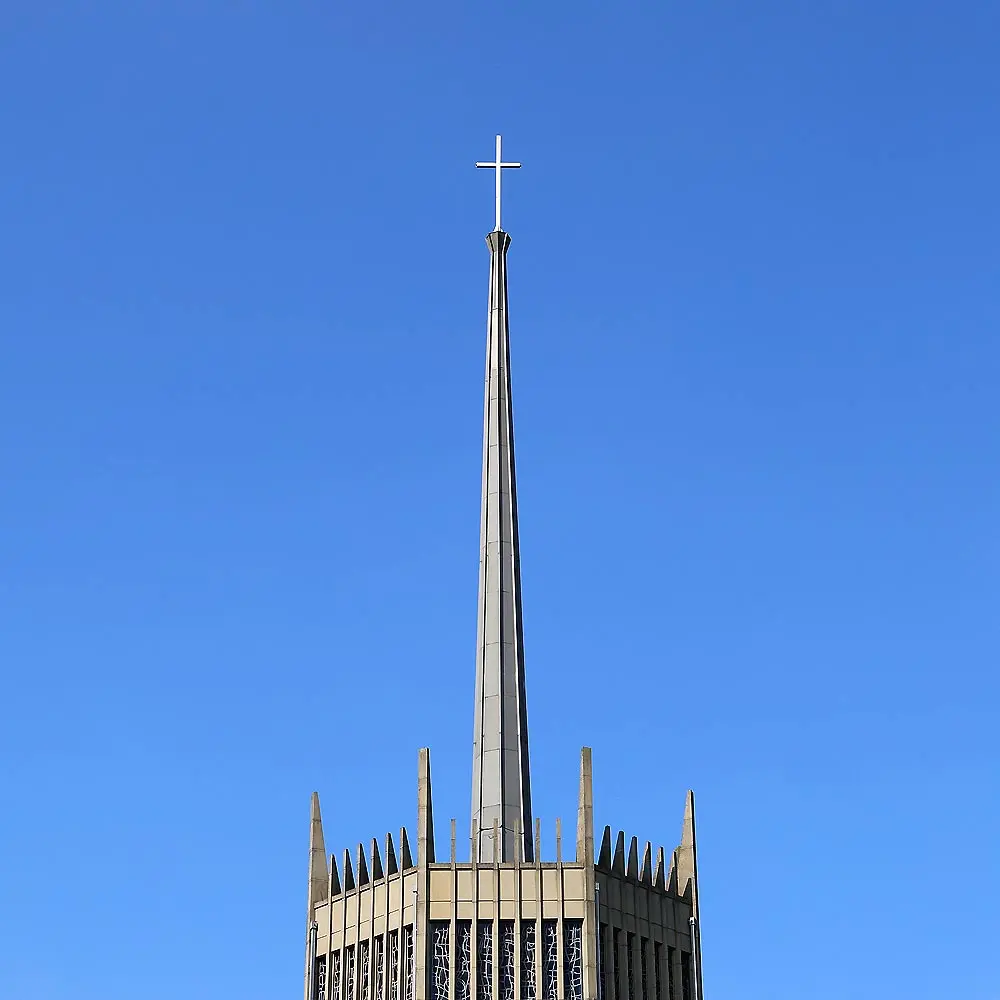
[1,3,997,998]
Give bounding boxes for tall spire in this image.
[471,138,532,862]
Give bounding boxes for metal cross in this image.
[476,134,521,232]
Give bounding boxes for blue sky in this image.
[1,2,997,998]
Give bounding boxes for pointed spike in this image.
[400,827,413,869]
[626,836,639,879]
[652,846,665,891]
[576,748,594,865]
[666,848,679,895]
[307,792,330,909]
[385,832,398,876]
[417,748,436,865]
[342,848,355,892]
[676,790,699,914]
[640,842,653,884]
[370,838,384,881]
[357,843,370,887]
[329,852,342,897]
[612,831,626,875]
[597,826,613,869]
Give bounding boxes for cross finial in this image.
[476,134,521,233]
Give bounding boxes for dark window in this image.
[564,920,584,1000]
[681,952,692,1000]
[430,922,450,1000]
[653,943,662,1000]
[612,929,622,1000]
[640,938,648,1000]
[626,933,635,1000]
[314,955,328,1000]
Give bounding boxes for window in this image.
[315,955,328,1000]
[374,936,385,1000]
[456,922,472,1000]
[477,922,493,1000]
[612,929,622,1000]
[653,943,662,1000]
[360,941,371,1000]
[500,922,516,1000]
[431,922,450,1000]
[333,951,343,1000]
[626,934,635,1000]
[563,920,584,1000]
[520,922,537,1000]
[541,921,559,1000]
[402,927,414,1000]
[387,932,399,1000]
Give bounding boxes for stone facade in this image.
[304,751,701,1000]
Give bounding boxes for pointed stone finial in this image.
[576,748,595,866]
[385,833,398,876]
[357,843,370,887]
[400,827,413,869]
[417,747,436,865]
[597,826,613,869]
[640,842,653,884]
[307,793,330,910]
[370,839,384,882]
[330,852,342,897]
[676,790,699,915]
[612,831,626,875]
[626,836,639,879]
[652,846,665,891]
[342,848,355,893]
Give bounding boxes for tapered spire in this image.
[470,206,533,863]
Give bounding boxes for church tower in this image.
[303,138,704,1000]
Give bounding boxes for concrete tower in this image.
[304,137,704,1000]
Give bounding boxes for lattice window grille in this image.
[541,921,558,1000]
[477,922,493,1000]
[456,921,473,1000]
[499,922,516,1000]
[563,921,583,1000]
[374,936,385,1000]
[520,922,537,1000]
[430,922,450,1000]
[360,941,371,1000]
[388,933,400,1000]
[333,950,343,1000]
[346,946,356,1000]
[403,927,414,1000]
[315,955,328,1000]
